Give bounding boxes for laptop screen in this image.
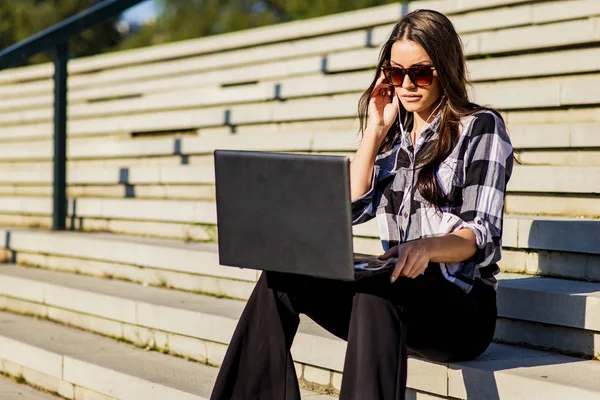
[214,150,355,281]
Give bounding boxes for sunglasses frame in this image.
[381,62,436,88]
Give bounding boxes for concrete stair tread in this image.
[0,264,337,341]
[2,259,600,334]
[0,374,60,399]
[0,310,217,398]
[6,209,600,257]
[0,311,334,399]
[6,219,600,267]
[3,226,220,253]
[2,225,600,334]
[500,273,600,297]
[448,343,600,399]
[1,263,245,319]
[0,260,598,337]
[2,268,600,399]
[497,273,600,334]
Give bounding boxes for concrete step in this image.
[0,223,600,290]
[516,151,600,167]
[0,264,344,395]
[0,0,574,100]
[2,226,600,297]
[0,311,334,400]
[4,195,600,248]
[0,70,598,133]
[505,194,600,219]
[0,0,591,107]
[0,261,599,362]
[0,0,573,85]
[1,266,600,399]
[0,374,60,399]
[1,67,599,141]
[354,216,600,262]
[496,274,600,359]
[8,24,599,116]
[4,163,600,194]
[1,228,259,301]
[0,183,215,201]
[3,187,600,220]
[500,248,600,283]
[1,116,600,163]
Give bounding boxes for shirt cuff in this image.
[351,165,380,204]
[440,212,487,249]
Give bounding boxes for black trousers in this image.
[210,265,496,400]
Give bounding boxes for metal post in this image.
[52,42,68,230]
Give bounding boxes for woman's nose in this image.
[402,73,415,89]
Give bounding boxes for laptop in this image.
[214,150,396,281]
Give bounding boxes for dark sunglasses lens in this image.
[384,68,405,86]
[412,67,434,86]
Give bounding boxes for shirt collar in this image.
[407,112,442,146]
[392,112,442,172]
[420,112,442,142]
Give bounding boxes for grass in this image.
[187,223,218,243]
[192,288,235,300]
[298,375,338,397]
[0,370,66,399]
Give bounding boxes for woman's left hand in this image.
[379,239,431,282]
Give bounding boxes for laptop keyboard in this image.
[353,253,396,271]
[353,253,384,264]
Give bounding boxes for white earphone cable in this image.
[394,95,444,244]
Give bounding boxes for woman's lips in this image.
[402,95,422,102]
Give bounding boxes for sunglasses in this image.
[381,62,436,88]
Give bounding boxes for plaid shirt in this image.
[352,110,514,293]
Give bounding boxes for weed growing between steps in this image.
[298,375,339,397]
[117,335,171,355]
[0,370,65,399]
[185,223,218,243]
[192,288,232,299]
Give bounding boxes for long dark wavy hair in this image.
[357,9,504,206]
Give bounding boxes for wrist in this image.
[421,237,436,261]
[364,125,389,141]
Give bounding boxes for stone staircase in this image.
[1,0,600,398]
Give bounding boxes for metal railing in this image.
[0,0,147,230]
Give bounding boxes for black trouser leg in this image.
[339,292,407,400]
[210,273,303,400]
[210,266,496,400]
[336,268,496,400]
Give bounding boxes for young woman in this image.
[210,9,513,400]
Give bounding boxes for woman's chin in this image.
[401,102,424,113]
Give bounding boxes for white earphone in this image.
[393,93,444,243]
[395,92,443,143]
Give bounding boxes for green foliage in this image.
[119,0,417,50]
[0,0,123,65]
[0,0,418,62]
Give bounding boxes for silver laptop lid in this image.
[214,150,355,281]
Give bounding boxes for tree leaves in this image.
[118,0,413,50]
[0,0,123,65]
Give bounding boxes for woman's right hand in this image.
[366,73,400,138]
[351,73,398,200]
